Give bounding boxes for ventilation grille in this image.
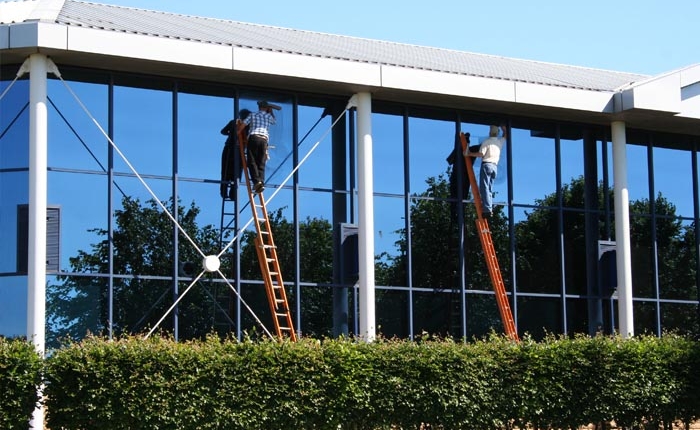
[16,205,61,274]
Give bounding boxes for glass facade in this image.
[1,67,698,348]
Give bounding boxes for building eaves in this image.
[54,0,649,93]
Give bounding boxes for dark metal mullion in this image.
[107,75,114,340]
[348,110,358,335]
[172,81,179,341]
[505,118,518,332]
[583,130,602,335]
[602,134,612,240]
[455,113,467,341]
[692,142,700,329]
[647,137,661,336]
[402,108,413,340]
[292,97,301,338]
[554,125,568,334]
[234,93,242,341]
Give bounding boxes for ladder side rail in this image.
[238,127,296,340]
[239,128,282,337]
[256,194,296,340]
[254,231,284,338]
[476,219,518,340]
[269,248,295,339]
[219,198,227,248]
[459,132,485,220]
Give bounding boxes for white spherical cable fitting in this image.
[202,255,220,272]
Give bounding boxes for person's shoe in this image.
[254,181,265,194]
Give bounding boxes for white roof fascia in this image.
[617,70,682,114]
[515,81,615,113]
[0,25,8,50]
[8,21,67,50]
[67,26,233,70]
[234,47,381,86]
[381,66,516,103]
[678,65,700,119]
[679,63,700,87]
[676,88,700,119]
[382,65,615,113]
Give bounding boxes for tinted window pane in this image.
[48,80,108,172]
[296,105,334,190]
[560,137,584,192]
[374,195,404,277]
[630,214,654,298]
[512,127,555,206]
[563,210,586,295]
[299,190,333,285]
[298,285,333,337]
[0,79,29,169]
[374,113,404,195]
[566,298,592,335]
[49,170,107,272]
[0,276,27,337]
[653,147,692,217]
[178,92,231,181]
[46,274,106,347]
[517,296,562,339]
[515,209,561,294]
[413,289,454,337]
[0,171,28,274]
[626,144,650,209]
[660,302,699,335]
[113,86,172,177]
[409,117,454,195]
[466,293,502,339]
[633,301,658,335]
[377,288,408,338]
[659,219,696,300]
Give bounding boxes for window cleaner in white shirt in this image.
[465,124,507,217]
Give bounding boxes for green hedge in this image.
[3,333,700,429]
[0,337,42,429]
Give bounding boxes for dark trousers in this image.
[220,143,243,199]
[247,134,268,185]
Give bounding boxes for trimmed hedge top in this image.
[3,333,700,429]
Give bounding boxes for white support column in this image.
[611,121,634,338]
[27,53,49,429]
[356,92,376,341]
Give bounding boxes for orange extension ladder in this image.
[459,132,519,341]
[235,126,297,341]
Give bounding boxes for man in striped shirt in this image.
[239,100,281,194]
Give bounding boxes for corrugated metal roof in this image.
[52,0,647,92]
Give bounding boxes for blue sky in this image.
[88,0,699,76]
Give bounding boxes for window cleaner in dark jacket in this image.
[219,108,251,200]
